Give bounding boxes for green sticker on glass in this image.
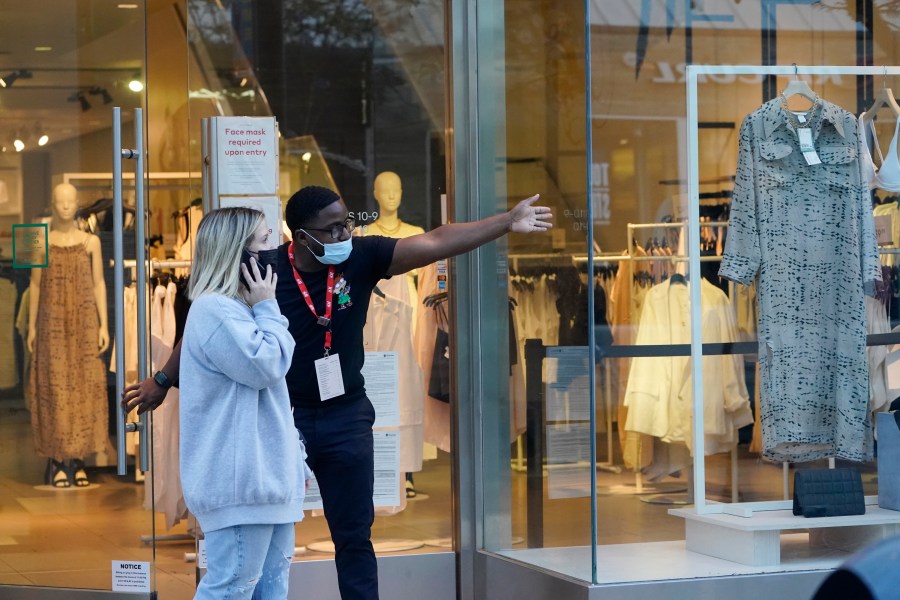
[12,223,49,268]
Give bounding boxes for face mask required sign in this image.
[213,116,279,196]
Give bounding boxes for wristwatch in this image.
[153,370,174,389]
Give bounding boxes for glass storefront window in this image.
[0,1,174,596]
[473,0,900,590]
[186,0,453,568]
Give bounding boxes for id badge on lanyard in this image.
[314,354,345,400]
[288,242,345,400]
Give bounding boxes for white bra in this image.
[859,113,900,193]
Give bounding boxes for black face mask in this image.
[240,248,279,289]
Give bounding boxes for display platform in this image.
[671,499,900,566]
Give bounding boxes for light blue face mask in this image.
[301,231,353,265]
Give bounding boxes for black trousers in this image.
[294,396,378,600]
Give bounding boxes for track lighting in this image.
[38,134,49,146]
[67,91,91,111]
[13,139,24,152]
[0,69,33,88]
[89,86,113,104]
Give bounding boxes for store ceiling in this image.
[0,0,145,152]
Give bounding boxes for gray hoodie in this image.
[179,294,309,533]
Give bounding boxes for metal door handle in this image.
[112,107,128,476]
[132,108,150,474]
[112,107,150,475]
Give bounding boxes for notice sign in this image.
[373,431,400,507]
[111,560,150,593]
[215,117,278,195]
[12,223,48,268]
[362,352,400,428]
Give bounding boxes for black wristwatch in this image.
[153,370,174,389]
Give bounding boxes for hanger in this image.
[863,67,900,122]
[781,64,818,107]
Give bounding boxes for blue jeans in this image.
[294,396,377,600]
[195,523,295,600]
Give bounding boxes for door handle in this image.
[112,107,127,476]
[132,108,150,474]
[113,107,150,475]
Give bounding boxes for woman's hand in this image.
[239,257,277,307]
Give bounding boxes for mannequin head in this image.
[51,183,78,223]
[373,171,402,215]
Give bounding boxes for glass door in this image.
[0,1,166,597]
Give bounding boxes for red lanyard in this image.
[288,242,336,354]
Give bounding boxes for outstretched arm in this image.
[386,194,552,276]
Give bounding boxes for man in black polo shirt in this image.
[123,185,552,599]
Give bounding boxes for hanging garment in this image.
[0,277,18,389]
[510,271,562,442]
[866,295,891,415]
[415,263,451,452]
[508,300,527,438]
[363,290,425,473]
[144,281,188,529]
[733,282,758,341]
[872,201,900,267]
[858,114,900,193]
[720,98,881,463]
[27,244,108,459]
[624,278,753,455]
[427,296,451,403]
[110,286,139,455]
[609,247,653,469]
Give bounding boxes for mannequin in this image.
[27,183,109,488]
[365,171,425,239]
[364,172,426,497]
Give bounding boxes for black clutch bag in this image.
[793,468,865,518]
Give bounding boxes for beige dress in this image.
[27,243,108,459]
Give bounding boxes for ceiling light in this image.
[38,134,49,146]
[128,79,143,92]
[13,139,24,152]
[34,46,52,52]
[89,86,113,104]
[117,3,139,8]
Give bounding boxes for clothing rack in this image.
[118,259,192,277]
[627,221,728,262]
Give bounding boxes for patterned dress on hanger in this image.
[720,98,881,463]
[27,243,108,459]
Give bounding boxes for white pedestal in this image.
[671,502,900,567]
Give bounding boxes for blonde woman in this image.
[180,207,309,600]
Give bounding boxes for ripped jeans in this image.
[195,523,295,600]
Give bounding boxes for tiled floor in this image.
[0,396,878,597]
